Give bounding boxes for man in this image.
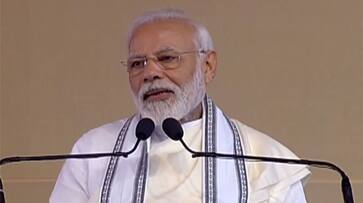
[50,9,310,203]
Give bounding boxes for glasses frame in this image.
[121,49,208,75]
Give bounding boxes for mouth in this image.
[143,88,174,102]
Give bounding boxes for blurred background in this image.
[1,0,362,202]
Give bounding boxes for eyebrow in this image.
[128,54,146,59]
[154,47,176,55]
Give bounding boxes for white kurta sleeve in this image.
[268,180,308,203]
[49,143,89,203]
[234,120,311,203]
[50,119,127,203]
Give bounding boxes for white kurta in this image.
[145,119,203,202]
[50,118,310,203]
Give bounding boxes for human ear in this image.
[203,51,217,84]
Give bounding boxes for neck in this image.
[180,102,202,124]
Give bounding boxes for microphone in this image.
[135,117,155,140]
[162,117,354,203]
[128,117,155,155]
[0,118,155,203]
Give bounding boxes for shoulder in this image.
[51,118,132,201]
[231,119,310,197]
[71,118,130,153]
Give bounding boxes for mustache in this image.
[138,81,179,101]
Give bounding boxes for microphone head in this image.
[162,118,184,141]
[136,118,155,140]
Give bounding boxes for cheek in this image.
[164,71,190,88]
[129,76,141,96]
[168,61,198,86]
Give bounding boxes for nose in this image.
[143,59,164,83]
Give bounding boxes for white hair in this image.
[127,8,214,52]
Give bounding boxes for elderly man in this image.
[50,9,310,203]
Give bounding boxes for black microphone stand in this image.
[0,141,142,203]
[179,138,354,203]
[162,117,354,203]
[0,140,138,203]
[0,178,5,203]
[0,117,155,203]
[0,140,139,167]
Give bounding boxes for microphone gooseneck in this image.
[0,178,5,203]
[161,118,199,155]
[162,118,183,141]
[0,118,155,167]
[161,117,354,203]
[0,118,155,203]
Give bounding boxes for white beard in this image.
[132,66,206,127]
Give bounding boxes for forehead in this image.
[129,20,197,55]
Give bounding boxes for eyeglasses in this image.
[121,49,207,76]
